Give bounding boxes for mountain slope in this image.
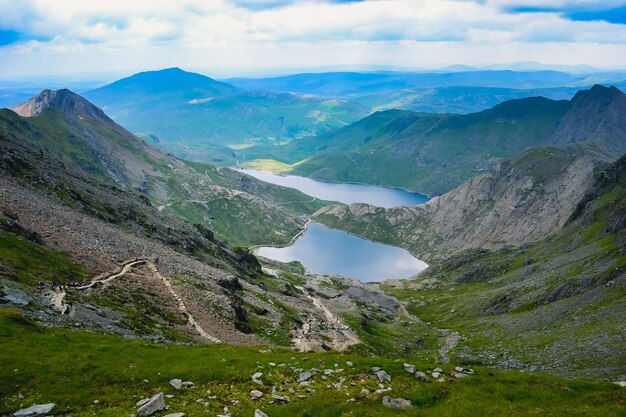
[314,146,607,260]
[379,153,626,378]
[285,85,626,195]
[6,89,331,246]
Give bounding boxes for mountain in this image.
[353,85,582,114]
[83,68,369,165]
[223,70,617,97]
[277,85,626,196]
[86,67,240,106]
[314,145,608,260]
[379,152,626,378]
[6,89,331,246]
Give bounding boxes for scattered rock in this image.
[346,361,354,367]
[13,403,55,417]
[414,371,431,382]
[182,381,194,388]
[382,396,413,410]
[170,379,183,389]
[17,394,24,400]
[271,393,291,403]
[164,413,185,417]
[250,390,264,399]
[403,363,416,374]
[375,370,391,383]
[359,388,370,396]
[93,400,100,404]
[252,372,263,385]
[136,398,150,406]
[346,398,356,403]
[432,372,441,378]
[255,410,268,417]
[137,392,165,416]
[165,395,175,399]
[454,372,468,378]
[298,370,313,382]
[613,381,626,387]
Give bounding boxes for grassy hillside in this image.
[1,308,624,417]
[268,85,626,196]
[2,92,334,247]
[362,153,625,379]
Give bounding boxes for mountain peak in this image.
[551,84,626,155]
[11,88,110,121]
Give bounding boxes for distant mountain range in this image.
[268,85,626,196]
[224,70,625,96]
[83,68,369,164]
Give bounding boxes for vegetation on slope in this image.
[1,308,624,417]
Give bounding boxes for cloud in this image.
[0,0,625,77]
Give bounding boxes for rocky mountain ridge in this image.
[314,146,609,260]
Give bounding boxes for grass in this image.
[0,231,91,286]
[1,307,624,417]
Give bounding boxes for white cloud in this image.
[0,0,625,78]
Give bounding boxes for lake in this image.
[258,223,428,282]
[239,168,429,208]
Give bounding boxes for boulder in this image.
[137,392,165,416]
[13,403,55,416]
[271,393,291,402]
[170,379,183,389]
[298,370,313,382]
[375,370,391,383]
[403,363,416,374]
[382,396,413,410]
[255,410,269,417]
[250,390,264,399]
[414,371,431,382]
[252,372,263,385]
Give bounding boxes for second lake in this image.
[257,222,428,282]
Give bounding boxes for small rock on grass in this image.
[137,392,165,416]
[13,403,55,417]
[250,390,264,399]
[382,396,413,410]
[170,379,183,389]
[404,363,416,374]
[255,410,269,417]
[414,371,431,382]
[164,413,185,417]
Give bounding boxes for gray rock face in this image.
[375,370,391,383]
[137,392,165,416]
[255,410,269,417]
[298,370,313,382]
[382,396,413,410]
[414,371,431,382]
[0,285,32,306]
[169,379,183,389]
[13,403,55,416]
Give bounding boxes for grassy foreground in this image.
[1,308,624,417]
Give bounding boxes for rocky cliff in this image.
[314,146,607,260]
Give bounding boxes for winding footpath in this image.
[65,258,221,343]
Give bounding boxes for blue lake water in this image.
[239,168,429,208]
[258,223,428,282]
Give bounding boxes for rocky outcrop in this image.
[314,146,604,260]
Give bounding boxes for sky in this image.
[1,0,626,80]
